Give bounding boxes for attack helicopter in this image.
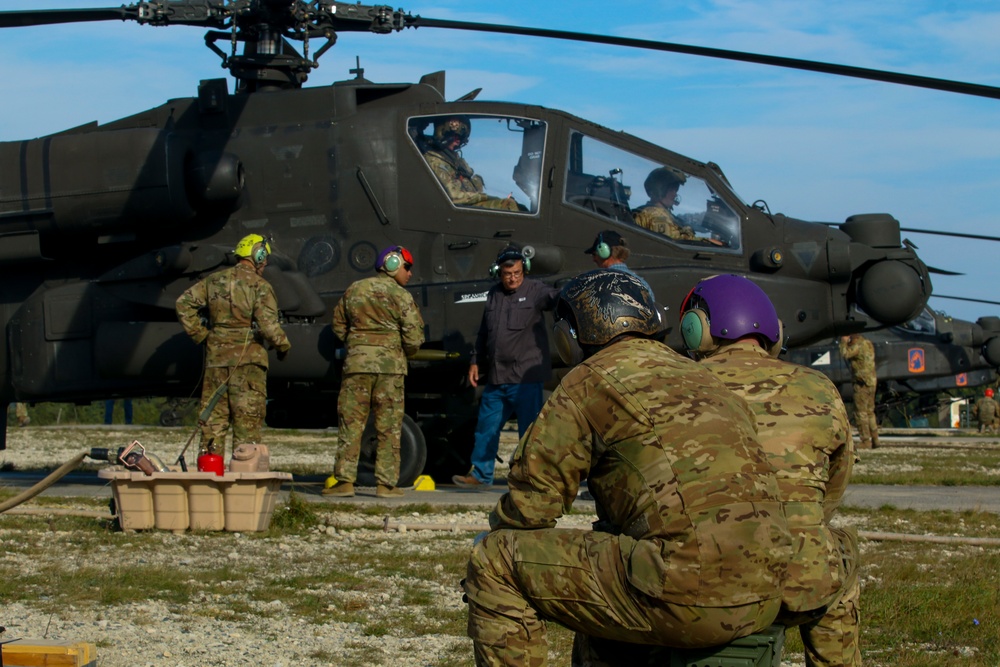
[2,2,997,484]
[784,307,1000,424]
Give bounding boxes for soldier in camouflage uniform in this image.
[840,334,880,449]
[972,388,999,434]
[631,166,701,241]
[13,402,29,427]
[463,270,792,667]
[324,246,425,498]
[683,275,860,667]
[176,234,291,457]
[422,116,520,212]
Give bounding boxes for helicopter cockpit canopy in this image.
[563,131,741,250]
[408,114,546,215]
[893,307,938,336]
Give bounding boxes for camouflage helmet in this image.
[233,233,271,266]
[556,269,660,348]
[433,116,471,148]
[644,166,688,200]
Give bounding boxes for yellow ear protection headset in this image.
[489,246,530,279]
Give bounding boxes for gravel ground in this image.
[0,425,579,666]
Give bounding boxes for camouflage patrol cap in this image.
[557,269,660,347]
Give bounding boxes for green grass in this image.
[3,504,999,665]
[851,445,1000,485]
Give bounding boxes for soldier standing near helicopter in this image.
[176,234,291,458]
[324,246,425,498]
[972,388,999,434]
[840,334,880,449]
[422,116,520,211]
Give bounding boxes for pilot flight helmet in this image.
[680,274,782,357]
[433,116,471,149]
[553,269,661,366]
[377,245,415,277]
[644,166,688,200]
[234,234,271,266]
[987,388,995,398]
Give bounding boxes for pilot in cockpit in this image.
[632,167,700,241]
[421,116,520,212]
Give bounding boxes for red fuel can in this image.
[197,451,225,476]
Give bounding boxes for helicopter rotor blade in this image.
[0,8,128,28]
[927,266,964,277]
[931,294,1000,307]
[405,16,1000,101]
[899,227,1000,243]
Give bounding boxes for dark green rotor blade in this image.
[405,16,1000,100]
[900,227,1000,243]
[0,8,128,28]
[931,294,1000,307]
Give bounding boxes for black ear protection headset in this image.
[381,247,406,277]
[593,232,612,260]
[489,246,530,279]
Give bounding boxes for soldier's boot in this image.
[376,484,405,498]
[322,481,355,498]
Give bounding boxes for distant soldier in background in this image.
[324,245,425,499]
[422,116,519,211]
[683,275,860,667]
[972,388,999,434]
[840,333,880,449]
[13,402,29,427]
[176,234,291,457]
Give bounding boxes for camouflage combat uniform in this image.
[631,203,698,241]
[972,396,999,434]
[14,402,29,427]
[840,335,879,449]
[701,340,861,667]
[176,262,290,455]
[424,149,519,211]
[464,337,792,666]
[332,273,424,486]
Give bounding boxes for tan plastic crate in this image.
[1,638,97,667]
[98,469,291,532]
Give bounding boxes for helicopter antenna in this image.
[351,56,365,80]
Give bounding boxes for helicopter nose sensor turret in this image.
[841,213,931,326]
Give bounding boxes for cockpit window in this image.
[408,115,545,214]
[563,131,741,249]
[894,307,937,335]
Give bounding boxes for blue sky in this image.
[2,0,999,325]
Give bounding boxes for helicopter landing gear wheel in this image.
[355,413,427,488]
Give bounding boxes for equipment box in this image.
[98,469,291,532]
[1,638,97,667]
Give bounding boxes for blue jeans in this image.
[469,383,544,485]
[104,399,133,425]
